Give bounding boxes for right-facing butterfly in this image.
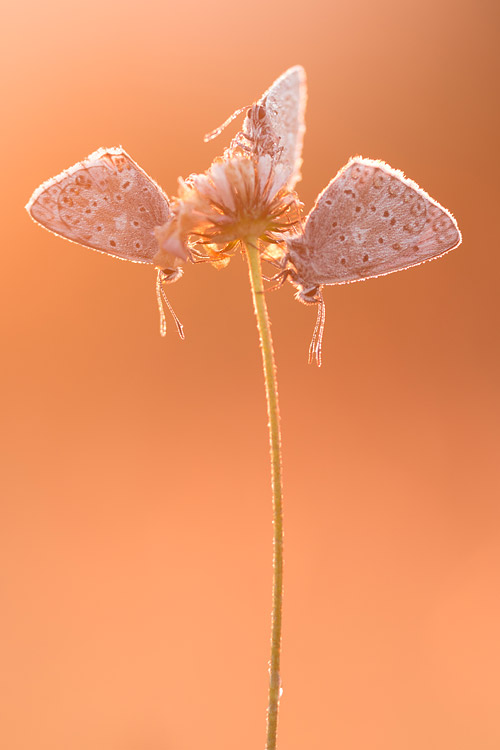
[276,157,462,365]
[26,147,186,337]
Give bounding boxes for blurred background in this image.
[2,0,499,748]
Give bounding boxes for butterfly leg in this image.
[189,240,239,265]
[189,253,216,264]
[262,268,291,290]
[261,253,284,270]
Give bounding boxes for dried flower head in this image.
[153,154,302,268]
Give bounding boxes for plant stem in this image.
[244,238,284,750]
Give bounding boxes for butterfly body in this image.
[231,103,278,161]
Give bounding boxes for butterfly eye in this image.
[257,106,266,122]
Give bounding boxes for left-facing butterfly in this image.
[25,147,186,337]
[272,157,462,366]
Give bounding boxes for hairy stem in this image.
[244,238,284,750]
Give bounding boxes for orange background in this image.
[2,0,500,748]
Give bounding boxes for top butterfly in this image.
[230,66,307,190]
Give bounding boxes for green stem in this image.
[244,238,284,750]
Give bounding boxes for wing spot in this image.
[390,218,396,226]
[110,240,117,247]
[85,208,91,214]
[340,258,346,265]
[135,242,142,249]
[340,235,345,241]
[332,221,337,228]
[122,181,131,189]
[139,206,146,212]
[115,194,123,202]
[412,245,419,252]
[324,199,333,206]
[370,205,376,212]
[378,237,384,244]
[392,243,401,251]
[363,254,369,262]
[344,189,355,197]
[388,180,403,197]
[97,226,103,232]
[383,210,389,217]
[355,206,361,213]
[133,220,140,227]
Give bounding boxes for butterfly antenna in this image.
[204,106,247,142]
[308,292,326,367]
[156,270,185,340]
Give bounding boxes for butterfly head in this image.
[158,266,184,285]
[293,283,322,306]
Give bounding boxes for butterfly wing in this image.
[242,66,307,188]
[287,158,461,287]
[26,147,170,264]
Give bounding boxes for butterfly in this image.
[205,66,307,189]
[25,147,185,337]
[273,157,462,366]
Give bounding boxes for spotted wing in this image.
[288,157,461,287]
[26,147,170,264]
[243,66,307,188]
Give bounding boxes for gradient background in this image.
[2,0,499,748]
